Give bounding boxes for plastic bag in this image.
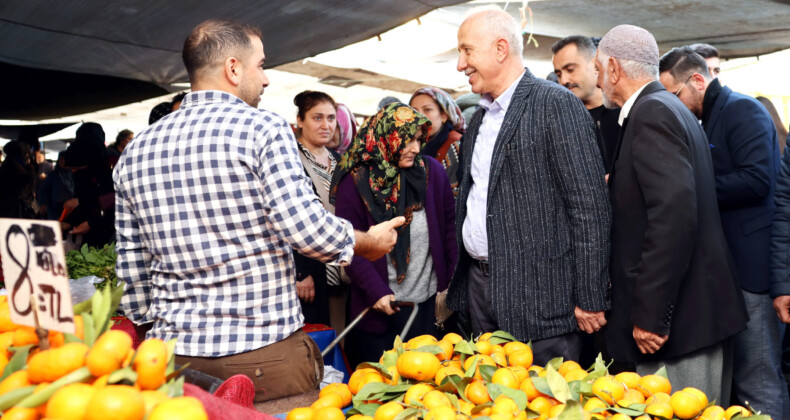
[320,365,345,388]
[69,275,104,306]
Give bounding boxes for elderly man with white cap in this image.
[596,25,748,402]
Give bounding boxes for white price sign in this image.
[0,218,75,334]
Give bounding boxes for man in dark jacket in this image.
[552,35,620,173]
[660,46,787,418]
[772,131,790,398]
[446,6,611,366]
[597,25,748,404]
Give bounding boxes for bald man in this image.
[446,7,611,365]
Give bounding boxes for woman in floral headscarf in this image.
[409,87,465,197]
[332,103,458,367]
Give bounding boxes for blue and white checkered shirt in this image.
[113,90,356,357]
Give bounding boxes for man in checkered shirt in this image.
[113,19,403,402]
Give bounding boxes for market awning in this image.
[0,0,466,120]
[0,122,77,140]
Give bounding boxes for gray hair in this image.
[465,5,524,57]
[598,50,658,81]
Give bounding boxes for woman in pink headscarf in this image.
[327,103,357,156]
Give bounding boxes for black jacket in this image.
[588,105,621,173]
[606,81,748,362]
[702,82,779,294]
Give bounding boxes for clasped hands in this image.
[575,307,667,354]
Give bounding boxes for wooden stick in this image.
[32,298,49,350]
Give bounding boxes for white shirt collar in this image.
[618,82,651,126]
[479,70,526,113]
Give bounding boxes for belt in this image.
[474,259,490,277]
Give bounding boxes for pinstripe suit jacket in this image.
[446,69,612,341]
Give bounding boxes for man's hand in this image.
[296,275,315,303]
[774,295,790,323]
[373,294,398,315]
[72,221,91,235]
[575,306,607,333]
[63,198,79,212]
[633,325,668,354]
[354,216,406,261]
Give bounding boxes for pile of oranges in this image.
[0,290,209,420]
[286,331,765,420]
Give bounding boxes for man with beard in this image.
[658,47,788,417]
[552,36,620,173]
[597,25,748,402]
[113,19,403,402]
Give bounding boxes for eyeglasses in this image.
[674,75,693,97]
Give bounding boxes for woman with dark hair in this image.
[409,87,465,197]
[107,129,133,169]
[0,141,36,219]
[756,96,789,154]
[291,90,343,328]
[333,103,457,367]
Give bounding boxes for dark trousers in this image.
[467,261,583,366]
[175,329,323,402]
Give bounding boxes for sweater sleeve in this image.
[333,175,394,306]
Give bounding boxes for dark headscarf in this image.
[149,102,172,124]
[65,122,106,169]
[335,103,431,283]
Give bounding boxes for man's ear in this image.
[225,57,242,86]
[608,56,620,84]
[690,72,707,92]
[495,38,509,62]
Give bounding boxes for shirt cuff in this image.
[330,218,356,267]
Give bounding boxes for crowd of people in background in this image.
[0,122,124,248]
[3,6,790,414]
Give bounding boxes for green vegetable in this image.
[66,243,117,290]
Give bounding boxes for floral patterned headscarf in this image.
[335,102,431,283]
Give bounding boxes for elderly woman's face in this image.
[398,138,421,168]
[327,125,341,149]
